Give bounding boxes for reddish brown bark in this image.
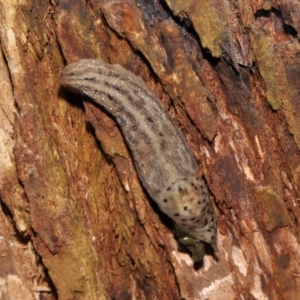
[0,0,300,299]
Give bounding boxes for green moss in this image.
[255,187,290,232]
[167,0,228,57]
[251,29,284,110]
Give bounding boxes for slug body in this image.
[59,59,216,261]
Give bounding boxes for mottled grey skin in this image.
[59,59,216,261]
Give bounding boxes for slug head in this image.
[178,235,205,262]
[175,225,205,262]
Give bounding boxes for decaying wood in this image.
[0,0,300,299]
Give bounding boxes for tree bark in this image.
[0,0,300,299]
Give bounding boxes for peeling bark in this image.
[0,0,300,299]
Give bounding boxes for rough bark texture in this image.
[0,0,300,299]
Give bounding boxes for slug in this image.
[59,59,216,262]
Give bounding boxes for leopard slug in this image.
[59,59,216,262]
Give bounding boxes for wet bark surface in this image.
[0,0,300,299]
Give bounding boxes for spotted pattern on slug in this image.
[157,175,216,244]
[59,59,216,261]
